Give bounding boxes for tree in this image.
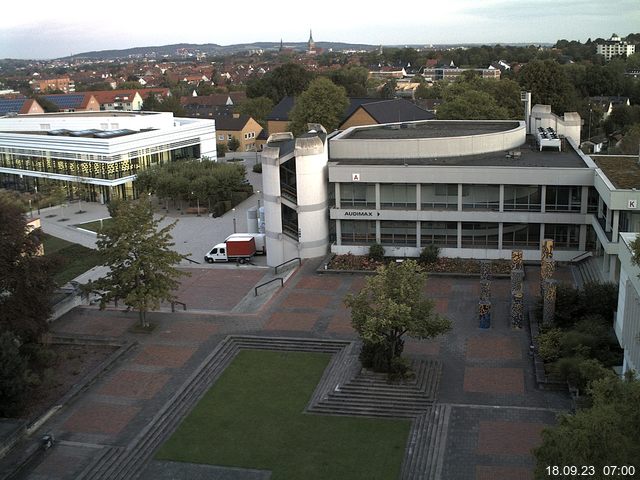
[517,59,578,114]
[344,260,451,373]
[238,96,274,128]
[246,63,315,103]
[380,79,397,99]
[631,234,640,272]
[329,66,369,97]
[84,198,188,327]
[288,77,349,135]
[437,89,509,120]
[534,376,640,479]
[0,331,30,417]
[227,136,240,152]
[0,198,55,343]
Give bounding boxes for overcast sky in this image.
[2,0,639,59]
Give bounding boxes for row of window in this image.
[339,220,585,250]
[216,132,256,141]
[337,183,597,213]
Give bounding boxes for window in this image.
[421,221,457,246]
[544,224,580,249]
[227,134,232,141]
[461,185,500,211]
[461,223,499,248]
[587,187,598,214]
[341,220,376,245]
[503,185,541,211]
[380,221,416,245]
[380,184,416,209]
[502,223,540,248]
[421,184,457,210]
[545,186,581,212]
[218,135,224,141]
[340,183,375,208]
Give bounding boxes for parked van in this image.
[225,233,266,255]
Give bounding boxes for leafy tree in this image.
[84,198,188,327]
[534,376,640,479]
[380,79,397,99]
[34,96,60,113]
[437,89,509,120]
[517,59,578,114]
[0,198,55,343]
[0,331,30,417]
[238,96,273,128]
[246,63,314,103]
[288,77,349,135]
[142,93,162,111]
[329,66,370,97]
[227,136,240,152]
[344,260,451,373]
[631,234,640,271]
[216,142,228,158]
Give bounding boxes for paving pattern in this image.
[5,259,574,480]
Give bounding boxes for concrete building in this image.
[596,34,636,60]
[29,77,75,93]
[0,111,216,202]
[614,233,640,376]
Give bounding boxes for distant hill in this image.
[64,42,380,60]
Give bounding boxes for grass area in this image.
[75,218,113,232]
[156,350,410,480]
[41,234,102,285]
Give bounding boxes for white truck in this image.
[224,233,266,255]
[204,236,256,264]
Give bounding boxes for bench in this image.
[184,207,208,215]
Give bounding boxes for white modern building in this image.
[596,34,636,61]
[614,233,640,376]
[0,111,216,201]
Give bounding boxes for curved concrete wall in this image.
[331,121,526,159]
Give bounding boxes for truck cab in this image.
[204,243,229,263]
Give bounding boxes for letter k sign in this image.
[629,199,638,209]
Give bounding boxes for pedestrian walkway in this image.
[4,258,573,480]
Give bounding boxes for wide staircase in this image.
[572,255,606,287]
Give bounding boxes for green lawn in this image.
[156,350,410,480]
[75,218,113,232]
[41,234,102,285]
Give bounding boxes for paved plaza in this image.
[2,256,573,479]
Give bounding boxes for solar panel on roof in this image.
[0,99,26,115]
[43,94,85,109]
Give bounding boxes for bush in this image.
[419,245,440,264]
[359,339,409,379]
[216,142,227,157]
[537,328,563,362]
[0,332,30,417]
[368,243,385,262]
[551,356,614,392]
[252,163,262,173]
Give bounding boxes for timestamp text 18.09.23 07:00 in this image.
[546,465,636,476]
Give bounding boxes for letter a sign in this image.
[352,173,361,182]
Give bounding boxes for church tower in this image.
[308,29,316,55]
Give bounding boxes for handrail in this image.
[171,301,187,312]
[254,278,283,296]
[569,251,593,264]
[275,257,301,274]
[183,256,201,265]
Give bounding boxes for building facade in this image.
[0,111,216,202]
[596,34,636,60]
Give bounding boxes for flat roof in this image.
[330,137,588,169]
[10,111,160,119]
[592,155,640,189]
[342,120,521,140]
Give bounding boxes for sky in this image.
[1,0,639,60]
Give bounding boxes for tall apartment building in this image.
[596,33,636,60]
[29,77,75,93]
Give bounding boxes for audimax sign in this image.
[343,211,380,217]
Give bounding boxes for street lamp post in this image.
[588,108,592,141]
[232,208,237,233]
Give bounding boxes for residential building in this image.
[29,77,75,93]
[214,114,262,152]
[41,93,101,112]
[589,96,631,119]
[0,111,216,202]
[596,34,636,60]
[86,90,144,111]
[0,98,44,116]
[181,93,246,118]
[422,66,501,81]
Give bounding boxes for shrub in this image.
[419,244,440,264]
[551,356,614,392]
[216,142,227,157]
[580,282,618,323]
[252,163,262,173]
[368,243,385,262]
[537,328,563,362]
[0,332,29,417]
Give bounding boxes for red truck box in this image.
[226,237,256,258]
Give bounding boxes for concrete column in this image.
[457,221,462,249]
[609,254,617,283]
[416,184,421,211]
[416,221,421,249]
[539,223,545,249]
[540,185,547,213]
[458,184,463,211]
[375,183,381,210]
[605,207,612,233]
[336,219,342,246]
[579,224,587,251]
[612,210,620,240]
[499,184,504,213]
[376,220,381,244]
[335,183,341,209]
[598,196,603,218]
[580,186,589,214]
[498,223,504,251]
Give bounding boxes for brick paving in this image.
[63,402,140,435]
[10,259,577,480]
[133,344,197,369]
[463,367,525,394]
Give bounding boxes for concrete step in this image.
[309,404,424,419]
